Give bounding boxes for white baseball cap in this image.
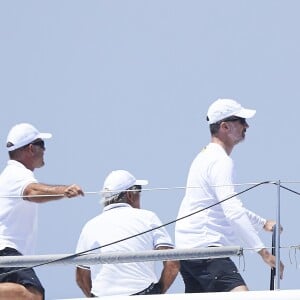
[206,98,256,124]
[6,123,52,151]
[102,170,148,200]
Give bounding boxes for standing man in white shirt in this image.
[0,123,84,300]
[76,169,179,297]
[175,99,284,293]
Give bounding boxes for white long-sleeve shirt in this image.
[175,143,266,251]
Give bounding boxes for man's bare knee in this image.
[0,282,43,300]
[230,284,249,292]
[26,285,43,300]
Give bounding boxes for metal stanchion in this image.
[270,224,276,290]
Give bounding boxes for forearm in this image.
[219,194,264,250]
[158,260,180,293]
[227,210,265,250]
[258,248,284,279]
[76,267,92,297]
[23,183,84,202]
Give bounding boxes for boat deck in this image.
[58,289,300,300]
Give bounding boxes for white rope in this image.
[0,180,281,198]
[0,179,299,199]
[0,246,242,267]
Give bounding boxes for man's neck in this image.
[211,136,234,156]
[12,158,34,171]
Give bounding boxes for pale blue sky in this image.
[1,1,300,299]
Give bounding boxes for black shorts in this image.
[0,247,45,298]
[132,282,162,295]
[91,282,162,297]
[180,257,246,293]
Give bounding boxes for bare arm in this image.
[23,183,84,203]
[156,246,180,293]
[76,266,93,297]
[258,248,284,279]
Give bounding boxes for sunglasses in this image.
[130,185,142,193]
[220,117,247,125]
[31,140,45,150]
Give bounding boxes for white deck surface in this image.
[58,290,300,300]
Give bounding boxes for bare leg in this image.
[0,282,43,300]
[230,285,249,292]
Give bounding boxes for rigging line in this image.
[287,245,300,250]
[277,181,300,184]
[0,181,274,198]
[0,191,99,199]
[242,245,300,252]
[238,251,246,272]
[271,182,300,197]
[0,180,270,278]
[288,247,298,267]
[2,179,300,199]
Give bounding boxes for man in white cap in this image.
[175,99,284,293]
[76,170,179,297]
[0,123,84,300]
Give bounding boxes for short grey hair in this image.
[103,185,141,206]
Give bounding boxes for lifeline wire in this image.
[0,180,270,278]
[0,181,276,199]
[1,180,299,199]
[271,182,300,196]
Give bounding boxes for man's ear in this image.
[220,121,230,131]
[126,191,134,205]
[26,144,35,156]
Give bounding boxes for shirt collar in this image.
[208,142,228,156]
[103,202,131,212]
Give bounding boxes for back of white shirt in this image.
[76,203,173,296]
